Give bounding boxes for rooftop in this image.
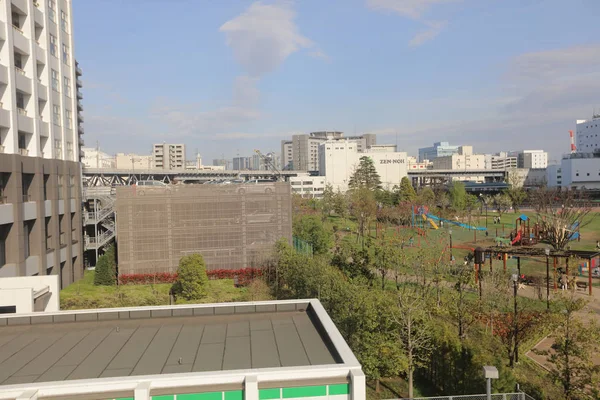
[0,301,341,387]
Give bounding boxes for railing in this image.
[15,66,26,76]
[398,393,534,400]
[17,108,27,116]
[60,233,66,246]
[19,148,29,156]
[12,24,23,34]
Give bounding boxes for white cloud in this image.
[409,20,447,47]
[367,0,460,46]
[220,1,316,77]
[366,0,460,19]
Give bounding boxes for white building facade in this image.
[81,147,114,168]
[518,150,548,169]
[555,155,600,190]
[432,154,486,170]
[115,153,153,170]
[484,152,518,170]
[576,116,600,154]
[289,174,326,198]
[319,141,407,192]
[152,143,185,169]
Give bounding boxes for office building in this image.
[432,146,485,170]
[212,158,227,167]
[289,174,326,198]
[115,153,153,170]
[233,156,250,170]
[152,143,185,169]
[484,152,518,170]
[0,0,83,286]
[549,153,600,190]
[81,147,114,169]
[0,299,366,400]
[576,114,600,154]
[282,132,376,172]
[407,156,431,170]
[418,141,460,162]
[319,140,407,192]
[518,150,548,169]
[115,183,292,274]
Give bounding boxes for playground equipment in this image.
[510,214,539,246]
[426,213,487,231]
[411,205,487,231]
[422,214,439,229]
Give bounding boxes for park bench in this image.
[575,281,588,291]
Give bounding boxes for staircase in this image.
[84,192,116,252]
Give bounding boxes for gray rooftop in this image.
[0,307,340,386]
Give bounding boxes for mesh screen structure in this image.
[115,183,292,274]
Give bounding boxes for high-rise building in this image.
[484,152,518,170]
[282,132,376,172]
[518,150,548,169]
[418,142,460,162]
[576,115,600,154]
[152,143,185,169]
[212,158,227,167]
[233,156,250,170]
[0,0,84,286]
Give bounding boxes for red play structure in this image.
[510,214,540,246]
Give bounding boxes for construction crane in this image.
[254,149,283,181]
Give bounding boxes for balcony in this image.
[0,65,8,84]
[39,119,49,136]
[78,125,84,134]
[0,21,6,41]
[35,43,46,63]
[77,113,84,122]
[19,149,29,156]
[34,7,44,28]
[0,145,3,153]
[15,70,32,94]
[76,65,82,76]
[37,81,48,101]
[77,91,83,100]
[77,102,83,111]
[76,77,82,88]
[12,0,28,14]
[12,26,29,55]
[17,112,34,133]
[0,109,10,128]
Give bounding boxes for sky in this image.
[73,0,600,164]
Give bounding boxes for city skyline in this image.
[74,0,600,162]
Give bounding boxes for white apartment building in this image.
[81,147,114,169]
[281,132,376,172]
[484,152,518,170]
[0,0,84,286]
[518,150,548,169]
[576,115,600,154]
[319,140,407,192]
[289,174,326,198]
[152,143,185,169]
[115,153,153,170]
[407,156,431,170]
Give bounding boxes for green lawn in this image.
[60,270,260,310]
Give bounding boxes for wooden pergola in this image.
[473,246,599,296]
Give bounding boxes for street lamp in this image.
[479,193,488,228]
[511,271,519,366]
[545,247,551,310]
[449,229,453,262]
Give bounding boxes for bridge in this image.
[82,168,307,187]
[407,169,508,186]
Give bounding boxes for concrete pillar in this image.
[244,375,258,400]
[350,369,366,400]
[134,381,151,400]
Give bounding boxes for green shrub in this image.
[173,254,209,300]
[94,245,116,286]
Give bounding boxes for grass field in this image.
[60,270,261,310]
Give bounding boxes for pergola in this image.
[474,246,599,297]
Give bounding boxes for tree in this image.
[320,184,335,221]
[393,285,434,399]
[349,156,382,191]
[493,193,512,218]
[531,188,592,251]
[449,181,467,211]
[293,215,332,255]
[543,295,600,399]
[333,189,349,221]
[398,177,417,203]
[506,170,527,212]
[446,266,477,340]
[173,254,209,300]
[418,187,435,209]
[349,187,377,246]
[374,235,399,290]
[94,245,116,286]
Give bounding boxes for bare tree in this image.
[531,188,593,251]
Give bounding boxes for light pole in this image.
[483,366,499,400]
[512,271,519,366]
[545,247,551,310]
[449,229,453,262]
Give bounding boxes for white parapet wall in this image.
[0,275,59,314]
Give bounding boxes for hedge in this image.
[118,268,262,286]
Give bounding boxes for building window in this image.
[51,69,59,91]
[65,109,72,127]
[49,34,57,57]
[63,76,71,96]
[24,221,34,258]
[62,43,70,65]
[48,0,57,21]
[43,174,49,201]
[45,217,51,252]
[57,175,63,200]
[60,10,68,32]
[53,105,60,126]
[66,141,73,159]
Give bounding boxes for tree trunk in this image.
[375,378,380,393]
[408,368,414,399]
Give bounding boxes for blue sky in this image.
[73,0,600,163]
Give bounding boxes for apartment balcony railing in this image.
[19,148,28,156]
[76,66,82,76]
[77,91,83,99]
[15,66,26,76]
[60,233,66,247]
[17,108,27,116]
[12,25,23,34]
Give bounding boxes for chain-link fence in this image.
[388,392,535,400]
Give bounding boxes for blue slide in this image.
[570,222,580,241]
[426,214,487,231]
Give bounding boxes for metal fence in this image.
[293,236,313,255]
[389,393,536,400]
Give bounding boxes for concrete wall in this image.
[0,154,83,288]
[0,275,59,313]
